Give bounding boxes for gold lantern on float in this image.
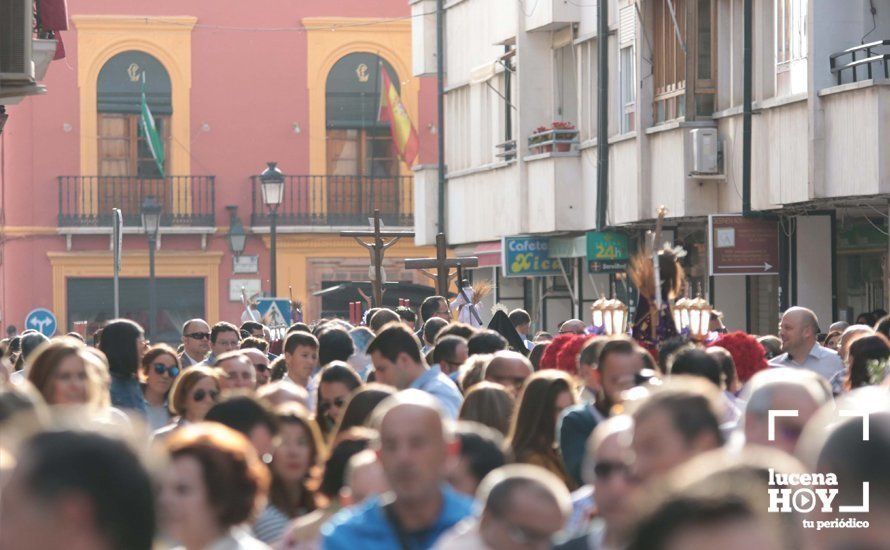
[591,296,629,336]
[685,294,713,340]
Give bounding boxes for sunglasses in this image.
[153,363,180,378]
[192,389,219,402]
[319,397,347,414]
[185,332,211,340]
[593,460,630,480]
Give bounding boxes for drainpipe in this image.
[742,0,752,216]
[436,0,446,234]
[596,0,609,230]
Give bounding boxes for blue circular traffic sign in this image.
[24,308,57,337]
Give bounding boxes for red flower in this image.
[708,331,768,383]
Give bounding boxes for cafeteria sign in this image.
[587,231,630,272]
[502,236,562,277]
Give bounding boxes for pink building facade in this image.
[0,0,438,342]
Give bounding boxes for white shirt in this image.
[768,342,845,381]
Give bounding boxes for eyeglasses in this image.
[153,363,180,378]
[192,389,219,402]
[593,460,630,480]
[185,332,211,340]
[319,397,347,414]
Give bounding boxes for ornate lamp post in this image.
[141,196,162,337]
[259,162,285,296]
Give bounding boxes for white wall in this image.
[795,215,834,327]
[714,275,748,331]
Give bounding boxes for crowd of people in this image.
[0,295,888,550]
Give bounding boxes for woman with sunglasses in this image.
[153,366,221,441]
[315,362,362,437]
[140,344,182,431]
[253,403,324,545]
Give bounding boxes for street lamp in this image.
[226,205,246,257]
[141,196,162,338]
[260,162,285,296]
[591,296,629,336]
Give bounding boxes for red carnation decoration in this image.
[708,331,768,384]
[540,333,591,374]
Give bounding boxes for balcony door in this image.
[96,51,172,218]
[325,53,401,222]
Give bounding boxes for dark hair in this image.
[394,306,417,325]
[507,370,575,461]
[331,383,396,441]
[846,335,890,389]
[856,311,879,328]
[432,335,468,365]
[317,429,373,499]
[284,331,319,355]
[205,394,279,438]
[817,411,890,509]
[166,424,270,527]
[508,309,531,327]
[286,322,311,335]
[459,382,515,435]
[366,323,422,363]
[437,321,476,341]
[596,337,649,374]
[19,431,155,550]
[240,336,269,352]
[211,322,240,344]
[468,330,508,356]
[668,348,724,389]
[316,362,363,433]
[422,317,449,344]
[318,328,355,367]
[578,337,608,368]
[454,422,510,486]
[875,315,890,339]
[65,332,86,342]
[707,347,737,390]
[20,332,49,361]
[240,321,265,335]
[657,336,692,373]
[528,342,548,371]
[269,355,288,382]
[369,309,401,333]
[420,295,448,322]
[98,319,144,378]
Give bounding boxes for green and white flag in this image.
[140,72,165,176]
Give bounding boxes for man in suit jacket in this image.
[179,318,211,367]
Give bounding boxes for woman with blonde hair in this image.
[506,369,578,489]
[458,381,515,435]
[26,337,106,410]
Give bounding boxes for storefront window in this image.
[836,219,888,322]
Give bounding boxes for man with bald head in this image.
[769,306,844,380]
[559,319,587,335]
[483,350,533,398]
[322,390,473,549]
[180,318,211,367]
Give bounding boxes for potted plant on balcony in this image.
[552,121,576,152]
[529,125,551,155]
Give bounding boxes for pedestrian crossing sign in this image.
[255,298,291,328]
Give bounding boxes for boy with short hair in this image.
[284,331,319,388]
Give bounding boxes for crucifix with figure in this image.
[340,209,415,308]
[405,233,480,321]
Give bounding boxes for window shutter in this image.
[619,4,636,47]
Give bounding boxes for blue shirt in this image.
[410,365,463,419]
[321,485,474,550]
[110,374,147,416]
[768,343,845,381]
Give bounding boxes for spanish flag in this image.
[378,69,419,166]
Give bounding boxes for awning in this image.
[473,241,502,267]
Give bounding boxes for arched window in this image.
[325,53,400,177]
[97,51,171,177]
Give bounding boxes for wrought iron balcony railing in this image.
[250,175,414,227]
[58,175,215,227]
[829,39,890,85]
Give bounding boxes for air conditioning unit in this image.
[0,0,35,83]
[690,128,720,175]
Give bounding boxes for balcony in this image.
[525,0,580,32]
[250,175,414,228]
[525,128,585,233]
[58,175,215,227]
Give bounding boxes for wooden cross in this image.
[404,233,479,297]
[340,209,415,308]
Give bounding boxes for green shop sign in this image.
[586,231,630,272]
